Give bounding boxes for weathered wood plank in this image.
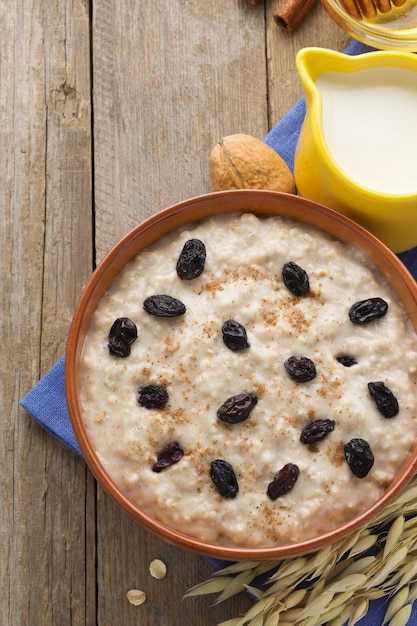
[40,0,95,620]
[92,0,269,262]
[1,1,94,625]
[95,487,254,625]
[266,0,351,124]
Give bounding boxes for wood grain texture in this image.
[92,0,268,261]
[1,1,94,625]
[3,0,352,624]
[266,0,351,123]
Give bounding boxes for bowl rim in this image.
[66,189,417,560]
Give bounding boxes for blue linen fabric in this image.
[20,38,417,626]
[21,354,81,456]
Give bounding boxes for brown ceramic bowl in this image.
[66,190,417,560]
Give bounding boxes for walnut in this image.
[209,134,296,194]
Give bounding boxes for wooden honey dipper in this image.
[340,0,407,20]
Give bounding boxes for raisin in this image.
[108,317,138,357]
[267,463,300,500]
[368,381,399,418]
[336,355,358,367]
[143,294,186,317]
[344,438,374,478]
[282,261,310,296]
[217,392,258,424]
[300,419,335,444]
[284,356,316,382]
[152,442,184,472]
[210,459,239,499]
[222,319,250,351]
[349,297,388,325]
[176,238,206,280]
[138,385,169,409]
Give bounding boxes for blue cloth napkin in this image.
[20,39,417,626]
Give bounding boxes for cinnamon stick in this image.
[274,0,318,31]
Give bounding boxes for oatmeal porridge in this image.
[80,212,417,547]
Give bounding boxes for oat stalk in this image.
[185,474,417,625]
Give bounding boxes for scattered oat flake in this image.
[150,558,167,579]
[127,589,147,606]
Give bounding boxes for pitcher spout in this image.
[295,47,348,100]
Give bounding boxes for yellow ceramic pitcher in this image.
[294,47,417,252]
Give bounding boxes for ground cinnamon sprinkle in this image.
[166,407,189,425]
[263,310,279,325]
[163,335,180,357]
[316,386,329,399]
[246,266,266,281]
[199,279,225,295]
[191,446,216,477]
[330,441,346,468]
[283,414,300,429]
[201,321,216,338]
[252,382,266,397]
[289,308,310,333]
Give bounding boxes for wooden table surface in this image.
[3,1,350,624]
